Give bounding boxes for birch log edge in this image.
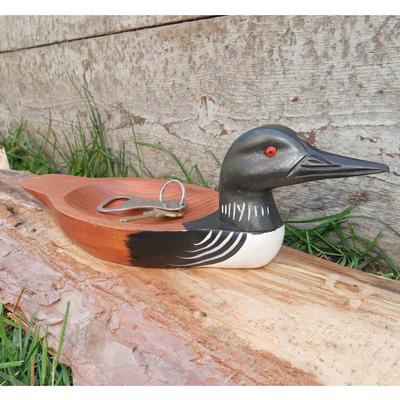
[0,146,10,170]
[0,170,400,385]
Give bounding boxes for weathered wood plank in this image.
[1,170,400,385]
[0,16,399,258]
[0,15,203,52]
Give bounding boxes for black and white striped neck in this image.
[218,190,283,232]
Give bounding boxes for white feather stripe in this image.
[193,230,212,246]
[172,233,243,267]
[238,202,245,222]
[179,232,234,260]
[186,231,223,253]
[201,226,285,269]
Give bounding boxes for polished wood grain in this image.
[1,16,399,261]
[20,174,218,265]
[2,170,400,385]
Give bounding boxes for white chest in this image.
[202,225,285,269]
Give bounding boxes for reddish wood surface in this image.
[20,174,218,265]
[2,170,400,385]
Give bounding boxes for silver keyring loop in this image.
[159,179,186,208]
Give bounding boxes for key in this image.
[97,179,187,214]
[120,209,184,222]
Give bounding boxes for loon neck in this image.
[218,189,283,232]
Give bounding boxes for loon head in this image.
[219,124,389,231]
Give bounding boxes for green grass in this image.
[0,84,399,386]
[284,207,400,280]
[0,303,72,386]
[0,123,58,175]
[0,83,219,186]
[2,116,398,280]
[0,83,398,279]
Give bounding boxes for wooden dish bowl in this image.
[21,174,218,265]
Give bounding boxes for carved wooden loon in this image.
[20,125,389,269]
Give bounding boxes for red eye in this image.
[265,145,277,158]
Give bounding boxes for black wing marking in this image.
[126,230,246,268]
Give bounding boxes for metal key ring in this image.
[159,179,186,209]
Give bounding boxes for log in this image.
[0,15,399,259]
[1,169,400,385]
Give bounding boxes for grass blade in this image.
[0,361,24,369]
[51,301,70,386]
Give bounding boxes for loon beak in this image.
[288,143,389,182]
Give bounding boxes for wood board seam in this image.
[0,15,223,55]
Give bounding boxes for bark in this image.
[1,170,400,385]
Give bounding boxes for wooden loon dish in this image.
[20,124,389,269]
